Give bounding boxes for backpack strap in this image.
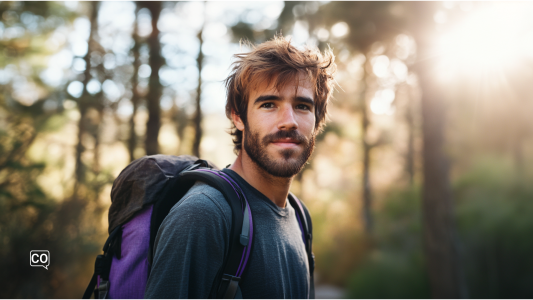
[179,168,253,299]
[83,226,122,299]
[288,193,315,299]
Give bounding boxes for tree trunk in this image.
[361,56,373,234]
[128,4,142,162]
[75,105,87,184]
[172,106,188,155]
[144,1,163,155]
[405,84,415,186]
[412,3,466,297]
[75,1,99,184]
[418,59,464,299]
[92,107,102,174]
[192,12,204,158]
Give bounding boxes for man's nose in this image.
[277,104,298,131]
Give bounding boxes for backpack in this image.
[82,155,315,299]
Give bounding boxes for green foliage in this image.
[377,187,423,247]
[454,157,533,298]
[0,111,109,297]
[40,113,70,133]
[228,2,304,44]
[319,2,408,51]
[345,186,430,298]
[344,159,533,298]
[347,251,430,299]
[315,120,343,143]
[0,1,76,66]
[0,20,109,293]
[229,21,256,43]
[312,206,371,287]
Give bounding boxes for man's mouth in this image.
[262,130,307,150]
[271,138,301,148]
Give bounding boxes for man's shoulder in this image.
[167,180,233,223]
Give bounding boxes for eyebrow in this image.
[254,95,315,106]
[254,95,281,104]
[295,96,314,106]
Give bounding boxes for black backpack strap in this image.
[288,193,315,299]
[82,273,98,299]
[179,168,253,299]
[146,161,204,266]
[83,226,122,299]
[148,159,216,267]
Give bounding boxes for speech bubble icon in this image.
[30,250,50,270]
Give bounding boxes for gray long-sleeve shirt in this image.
[145,169,310,299]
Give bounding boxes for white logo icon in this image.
[30,250,50,270]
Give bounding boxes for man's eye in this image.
[296,104,311,111]
[260,103,275,108]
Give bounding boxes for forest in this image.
[1,1,533,298]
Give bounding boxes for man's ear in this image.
[231,110,245,131]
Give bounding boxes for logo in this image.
[30,250,50,270]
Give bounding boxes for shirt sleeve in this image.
[144,189,231,299]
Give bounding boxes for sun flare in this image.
[435,2,533,81]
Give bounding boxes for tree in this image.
[142,1,163,155]
[192,2,205,158]
[403,82,417,186]
[408,2,467,297]
[359,59,374,233]
[74,1,102,185]
[128,4,142,162]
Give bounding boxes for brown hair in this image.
[224,35,336,154]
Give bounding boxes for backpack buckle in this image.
[220,274,241,299]
[97,279,110,299]
[239,234,249,246]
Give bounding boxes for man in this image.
[145,36,336,298]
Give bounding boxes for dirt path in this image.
[315,284,346,299]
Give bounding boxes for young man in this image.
[145,36,336,299]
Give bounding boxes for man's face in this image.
[234,75,317,178]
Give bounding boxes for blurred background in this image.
[1,1,533,298]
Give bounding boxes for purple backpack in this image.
[83,155,314,299]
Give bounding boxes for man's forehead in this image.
[250,73,314,95]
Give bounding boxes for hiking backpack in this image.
[82,154,315,299]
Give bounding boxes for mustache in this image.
[262,130,308,144]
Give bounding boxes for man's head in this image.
[225,35,336,178]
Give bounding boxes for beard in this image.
[243,127,316,178]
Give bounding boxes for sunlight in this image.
[436,2,533,81]
[370,89,395,115]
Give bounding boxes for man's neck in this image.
[228,152,293,208]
